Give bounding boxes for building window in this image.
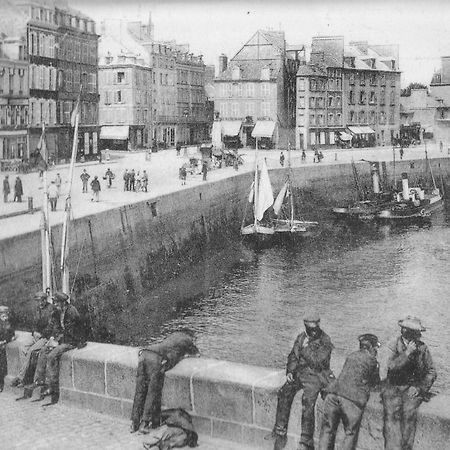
[310,114,315,125]
[369,91,376,104]
[219,102,227,118]
[297,114,305,126]
[370,73,377,85]
[261,101,270,117]
[381,74,386,86]
[359,91,366,105]
[390,91,395,105]
[328,96,333,107]
[116,91,122,103]
[232,66,240,80]
[360,73,365,86]
[389,109,395,124]
[380,88,385,106]
[349,91,354,105]
[369,111,376,124]
[349,73,355,85]
[310,78,317,91]
[316,97,324,109]
[261,67,270,80]
[328,78,334,90]
[318,114,324,126]
[231,102,239,117]
[359,111,366,123]
[298,96,305,108]
[117,71,125,83]
[246,83,254,97]
[336,78,342,90]
[349,111,355,123]
[336,113,342,125]
[298,78,305,91]
[328,113,334,125]
[261,83,270,97]
[309,97,315,108]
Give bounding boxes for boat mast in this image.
[288,143,294,224]
[425,147,437,189]
[392,146,396,191]
[253,137,259,227]
[40,123,52,297]
[60,91,80,295]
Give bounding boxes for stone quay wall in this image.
[1,157,449,327]
[5,332,450,450]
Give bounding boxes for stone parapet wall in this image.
[5,333,450,450]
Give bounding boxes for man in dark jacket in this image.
[130,330,200,435]
[271,313,335,450]
[380,316,436,450]
[318,334,380,450]
[3,175,10,203]
[14,176,23,202]
[37,292,84,403]
[0,306,15,392]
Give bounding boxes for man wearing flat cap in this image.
[319,334,380,450]
[271,313,334,450]
[34,292,85,403]
[380,316,436,450]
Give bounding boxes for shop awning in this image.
[221,121,242,137]
[100,126,130,140]
[252,120,276,138]
[339,131,352,141]
[347,126,375,135]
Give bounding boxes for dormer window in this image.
[391,60,396,70]
[261,66,270,81]
[232,66,240,80]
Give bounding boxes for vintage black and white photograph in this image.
[0,0,448,449]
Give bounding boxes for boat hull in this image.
[377,195,443,222]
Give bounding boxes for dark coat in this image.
[3,178,10,194]
[144,332,199,370]
[14,178,23,195]
[35,302,56,338]
[53,304,84,347]
[80,172,90,182]
[385,336,436,394]
[286,330,334,381]
[327,349,380,408]
[90,179,101,192]
[0,321,14,344]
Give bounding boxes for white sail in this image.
[273,181,289,216]
[248,181,255,203]
[255,159,273,221]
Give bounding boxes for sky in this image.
[75,0,450,87]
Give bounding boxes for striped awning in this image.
[252,120,276,138]
[100,126,130,140]
[347,126,375,135]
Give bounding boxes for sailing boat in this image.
[272,147,318,234]
[241,157,275,237]
[377,149,444,222]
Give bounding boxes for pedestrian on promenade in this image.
[123,169,129,191]
[130,330,199,434]
[129,169,136,191]
[14,176,23,202]
[80,169,90,193]
[400,147,404,160]
[0,306,15,392]
[104,168,114,188]
[34,292,85,404]
[280,151,285,167]
[380,316,436,450]
[55,173,62,196]
[176,142,182,156]
[47,180,59,211]
[142,170,149,192]
[3,175,10,203]
[269,313,335,450]
[136,171,142,192]
[318,151,324,163]
[202,161,208,181]
[301,150,306,162]
[319,334,380,450]
[90,176,101,202]
[11,292,53,392]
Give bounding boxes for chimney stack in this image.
[219,54,228,73]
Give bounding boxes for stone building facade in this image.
[296,37,401,150]
[0,0,99,163]
[98,34,152,151]
[0,36,29,165]
[214,30,302,149]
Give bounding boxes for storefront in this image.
[221,120,242,149]
[100,125,129,151]
[347,126,376,147]
[252,120,276,149]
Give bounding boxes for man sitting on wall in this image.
[130,330,200,435]
[34,292,85,404]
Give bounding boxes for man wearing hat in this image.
[0,306,15,392]
[34,292,84,403]
[380,316,436,450]
[11,292,54,389]
[318,334,381,450]
[270,313,335,450]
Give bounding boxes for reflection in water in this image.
[117,204,450,393]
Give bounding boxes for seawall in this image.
[5,333,450,450]
[1,157,449,338]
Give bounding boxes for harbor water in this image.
[120,202,450,393]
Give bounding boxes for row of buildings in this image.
[213,33,402,150]
[0,0,212,165]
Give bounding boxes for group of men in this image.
[123,169,149,192]
[269,313,436,450]
[11,291,85,404]
[2,175,24,203]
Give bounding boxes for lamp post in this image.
[184,108,189,146]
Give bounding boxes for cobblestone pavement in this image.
[0,391,256,450]
[0,143,445,239]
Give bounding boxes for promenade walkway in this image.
[0,390,256,450]
[0,143,446,240]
